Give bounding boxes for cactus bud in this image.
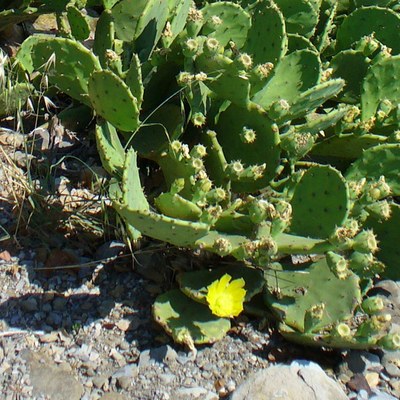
[240,127,256,143]
[177,71,193,85]
[355,34,380,56]
[362,296,384,315]
[253,62,274,79]
[183,38,200,57]
[268,99,290,120]
[304,303,325,332]
[205,38,221,55]
[333,323,353,339]
[227,160,244,177]
[190,144,207,158]
[170,178,185,195]
[352,230,379,253]
[326,251,349,279]
[366,200,391,220]
[378,333,400,350]
[211,15,223,26]
[213,237,232,256]
[192,112,206,127]
[236,53,253,70]
[191,158,204,171]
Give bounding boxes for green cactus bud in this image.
[213,237,233,256]
[190,144,207,159]
[343,106,361,124]
[268,99,290,120]
[366,176,392,201]
[236,53,253,70]
[248,200,274,224]
[366,200,392,220]
[204,38,221,55]
[206,187,227,204]
[304,303,325,333]
[227,160,244,177]
[192,112,206,127]
[177,71,194,85]
[355,34,380,57]
[194,72,208,82]
[356,314,391,337]
[326,251,349,279]
[183,38,200,57]
[349,251,374,274]
[240,127,257,144]
[333,323,353,339]
[378,333,400,350]
[257,237,278,257]
[362,296,384,315]
[200,205,222,225]
[253,62,274,79]
[170,178,185,195]
[352,230,379,254]
[191,158,204,171]
[231,241,257,260]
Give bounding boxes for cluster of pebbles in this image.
[0,240,400,399]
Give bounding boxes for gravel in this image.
[0,240,399,399]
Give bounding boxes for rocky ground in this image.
[1,219,400,400]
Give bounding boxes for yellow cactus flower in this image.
[206,274,246,318]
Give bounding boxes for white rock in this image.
[231,360,348,400]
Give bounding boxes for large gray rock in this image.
[231,360,348,400]
[21,349,84,400]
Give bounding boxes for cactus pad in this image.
[345,144,400,195]
[336,7,400,54]
[201,2,251,49]
[153,290,231,346]
[243,2,287,65]
[17,36,101,106]
[214,104,281,192]
[289,165,350,239]
[95,120,125,176]
[365,203,400,280]
[252,49,321,110]
[88,70,140,132]
[264,257,361,333]
[361,55,400,120]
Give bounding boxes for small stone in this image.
[345,351,382,374]
[382,351,400,377]
[365,372,380,388]
[39,332,58,343]
[159,373,175,385]
[21,297,38,312]
[92,375,109,389]
[117,376,132,390]
[389,379,400,398]
[175,387,208,398]
[99,393,127,400]
[112,364,138,379]
[116,319,130,332]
